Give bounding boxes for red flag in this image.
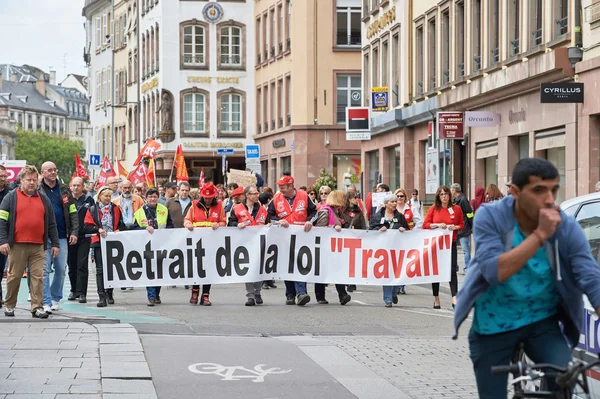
[74,153,89,180]
[117,161,129,177]
[199,168,205,188]
[132,138,161,166]
[146,159,155,188]
[96,156,117,188]
[175,145,189,182]
[127,162,148,186]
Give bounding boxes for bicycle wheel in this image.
[511,345,548,394]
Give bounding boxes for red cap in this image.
[231,187,244,197]
[276,175,294,186]
[200,182,218,198]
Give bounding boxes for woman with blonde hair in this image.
[313,190,352,305]
[393,188,422,295]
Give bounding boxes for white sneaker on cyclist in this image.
[50,301,60,311]
[43,305,52,314]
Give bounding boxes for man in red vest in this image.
[267,174,317,306]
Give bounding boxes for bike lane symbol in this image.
[188,363,292,383]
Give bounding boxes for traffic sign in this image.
[245,144,260,159]
[89,154,101,166]
[216,148,235,156]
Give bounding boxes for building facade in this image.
[135,0,256,185]
[83,0,114,170]
[123,0,140,168]
[253,0,362,189]
[60,74,89,97]
[361,0,588,204]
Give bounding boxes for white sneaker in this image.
[50,301,60,311]
[43,305,52,314]
[27,294,31,302]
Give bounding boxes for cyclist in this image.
[453,158,600,399]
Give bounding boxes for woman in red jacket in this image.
[423,185,463,310]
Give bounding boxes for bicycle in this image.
[491,356,600,398]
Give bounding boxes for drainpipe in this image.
[408,0,413,103]
[313,0,318,124]
[136,0,141,155]
[110,0,115,167]
[575,0,581,195]
[575,0,582,47]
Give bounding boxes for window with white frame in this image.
[102,69,107,103]
[183,25,206,66]
[183,93,206,133]
[96,71,101,104]
[107,66,111,103]
[102,13,108,45]
[336,75,361,123]
[336,4,361,46]
[96,16,101,48]
[220,93,242,133]
[220,26,242,66]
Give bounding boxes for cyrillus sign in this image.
[540,83,584,103]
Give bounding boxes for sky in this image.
[1,0,87,83]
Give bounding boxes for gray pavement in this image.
[0,316,158,398]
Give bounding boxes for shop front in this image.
[469,90,576,203]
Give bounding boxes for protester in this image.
[83,186,126,307]
[216,183,226,202]
[166,181,193,229]
[0,165,9,306]
[423,186,463,310]
[342,190,367,293]
[226,187,245,218]
[87,181,97,199]
[485,184,504,203]
[39,161,79,314]
[184,182,226,306]
[317,186,332,210]
[394,188,421,295]
[159,182,177,206]
[258,191,277,290]
[470,187,486,213]
[267,174,317,306]
[106,176,120,200]
[1,165,59,319]
[112,179,145,229]
[314,190,352,305]
[68,177,95,303]
[189,187,199,200]
[450,183,474,273]
[368,184,390,220]
[135,182,147,198]
[228,185,270,306]
[408,189,424,218]
[369,193,409,307]
[133,188,174,306]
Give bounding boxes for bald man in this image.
[68,177,95,303]
[38,161,79,313]
[106,176,120,200]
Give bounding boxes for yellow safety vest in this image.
[133,204,169,228]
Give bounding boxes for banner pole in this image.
[168,150,177,182]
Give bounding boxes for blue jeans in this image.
[382,286,400,303]
[468,315,571,399]
[43,239,68,306]
[459,236,471,270]
[146,286,161,300]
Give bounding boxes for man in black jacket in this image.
[450,183,474,273]
[38,161,79,313]
[0,165,10,306]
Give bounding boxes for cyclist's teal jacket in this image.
[453,195,600,347]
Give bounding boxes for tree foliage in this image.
[15,127,86,181]
[313,168,337,193]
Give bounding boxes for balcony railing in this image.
[220,122,242,133]
[279,116,283,128]
[286,38,291,51]
[257,53,261,64]
[220,55,242,65]
[264,49,268,61]
[183,122,205,132]
[336,33,361,46]
[264,122,268,132]
[271,119,275,130]
[417,81,423,95]
[278,42,283,53]
[532,29,543,47]
[473,55,481,71]
[430,76,436,90]
[458,62,465,77]
[336,106,346,123]
[556,16,568,36]
[287,114,291,125]
[270,46,275,58]
[443,70,450,85]
[491,47,499,64]
[183,54,205,66]
[257,123,261,134]
[510,38,520,56]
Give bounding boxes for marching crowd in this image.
[0,160,507,318]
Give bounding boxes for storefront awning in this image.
[476,141,498,159]
[535,131,566,150]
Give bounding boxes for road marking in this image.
[188,362,291,382]
[351,300,372,306]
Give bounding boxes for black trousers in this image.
[432,241,458,297]
[68,239,91,297]
[191,285,211,294]
[315,283,348,301]
[93,247,113,296]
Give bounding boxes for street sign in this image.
[245,158,260,165]
[346,132,372,141]
[0,160,26,182]
[89,153,101,166]
[245,144,260,159]
[216,148,235,156]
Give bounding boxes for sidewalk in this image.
[0,309,157,398]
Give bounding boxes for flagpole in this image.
[168,147,177,182]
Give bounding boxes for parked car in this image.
[561,192,600,397]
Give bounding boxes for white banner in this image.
[100,226,453,288]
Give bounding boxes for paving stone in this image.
[6,369,64,380]
[99,343,143,353]
[99,354,147,363]
[102,379,157,394]
[40,384,71,394]
[100,362,151,379]
[4,394,56,398]
[103,395,158,399]
[68,381,102,394]
[12,342,78,350]
[75,371,101,380]
[98,333,140,344]
[55,395,102,399]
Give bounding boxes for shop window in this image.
[387,146,401,191]
[518,135,529,160]
[484,156,498,188]
[336,75,362,123]
[334,155,361,192]
[367,150,380,192]
[281,156,291,175]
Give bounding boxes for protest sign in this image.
[100,226,452,289]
